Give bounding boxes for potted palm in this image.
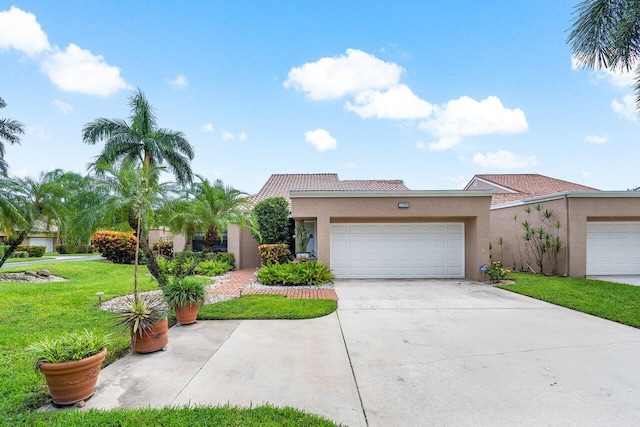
[295,221,311,260]
[30,329,111,406]
[164,277,207,325]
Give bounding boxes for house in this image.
[229,173,492,280]
[466,174,640,277]
[0,220,59,252]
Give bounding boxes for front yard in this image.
[499,273,640,328]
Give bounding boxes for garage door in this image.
[330,223,464,278]
[29,237,54,253]
[587,222,640,275]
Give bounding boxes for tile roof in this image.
[467,174,599,205]
[250,173,409,203]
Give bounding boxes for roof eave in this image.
[290,190,495,198]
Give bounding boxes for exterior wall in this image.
[290,195,491,280]
[566,197,640,277]
[228,225,261,269]
[489,198,568,275]
[148,228,187,252]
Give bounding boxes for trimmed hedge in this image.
[11,250,28,258]
[16,245,46,257]
[258,244,291,265]
[257,260,335,286]
[55,244,95,254]
[91,230,137,264]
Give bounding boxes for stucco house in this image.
[0,221,59,253]
[229,173,492,280]
[465,174,640,277]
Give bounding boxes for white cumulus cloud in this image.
[420,96,528,150]
[283,48,403,100]
[41,43,129,97]
[0,6,50,56]
[612,94,638,121]
[305,129,337,152]
[51,99,73,114]
[202,123,214,132]
[472,149,537,169]
[238,132,247,141]
[585,134,608,144]
[221,131,235,141]
[345,84,433,119]
[167,74,188,89]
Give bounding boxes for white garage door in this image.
[29,237,54,253]
[587,222,640,275]
[331,223,465,279]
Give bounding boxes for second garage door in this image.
[330,223,465,279]
[587,221,640,275]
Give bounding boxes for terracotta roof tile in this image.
[467,174,599,205]
[249,173,409,203]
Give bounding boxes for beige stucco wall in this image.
[228,224,260,269]
[290,195,491,279]
[148,228,186,251]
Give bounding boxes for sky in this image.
[0,1,638,194]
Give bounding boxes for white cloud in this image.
[41,44,129,97]
[571,54,635,88]
[51,99,73,114]
[26,125,52,140]
[305,129,337,152]
[420,96,528,150]
[342,162,358,170]
[221,131,235,141]
[472,149,537,169]
[0,6,50,56]
[167,74,188,89]
[238,132,247,141]
[416,141,427,151]
[612,94,638,121]
[202,123,214,133]
[585,134,608,144]
[345,84,433,119]
[283,48,403,100]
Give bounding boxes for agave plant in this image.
[114,293,168,338]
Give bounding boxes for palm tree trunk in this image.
[183,225,217,277]
[0,230,28,267]
[128,212,167,287]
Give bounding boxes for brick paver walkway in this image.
[209,268,338,300]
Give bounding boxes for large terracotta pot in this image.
[174,303,201,325]
[131,318,169,353]
[38,348,106,406]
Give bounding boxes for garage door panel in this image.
[331,222,464,279]
[587,222,640,275]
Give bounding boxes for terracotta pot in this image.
[174,303,201,325]
[131,318,169,353]
[38,348,106,406]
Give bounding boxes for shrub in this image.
[487,261,511,281]
[91,230,137,264]
[163,276,207,307]
[257,260,335,286]
[213,252,236,270]
[0,244,7,258]
[78,244,95,254]
[11,250,28,258]
[258,244,291,265]
[30,329,112,364]
[195,260,233,276]
[17,245,46,257]
[253,197,293,245]
[152,240,174,258]
[55,244,69,254]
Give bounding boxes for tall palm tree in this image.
[163,177,258,276]
[568,0,640,108]
[0,171,69,267]
[0,97,25,175]
[82,89,195,185]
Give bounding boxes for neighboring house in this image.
[229,173,492,280]
[0,220,59,252]
[466,174,640,277]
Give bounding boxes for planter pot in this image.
[38,348,106,406]
[174,303,201,325]
[131,318,169,353]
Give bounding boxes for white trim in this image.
[290,190,494,199]
[463,176,518,193]
[491,191,640,210]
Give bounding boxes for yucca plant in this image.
[114,293,168,337]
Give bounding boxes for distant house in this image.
[0,220,59,252]
[465,174,640,277]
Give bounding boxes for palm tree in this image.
[0,97,25,175]
[162,177,258,276]
[568,0,640,109]
[82,89,195,185]
[0,171,69,267]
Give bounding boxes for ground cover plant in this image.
[499,273,640,328]
[199,294,337,320]
[257,261,335,286]
[0,260,338,425]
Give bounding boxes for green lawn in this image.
[0,261,338,426]
[200,294,337,319]
[499,273,640,328]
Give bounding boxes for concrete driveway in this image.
[81,279,640,426]
[588,275,640,286]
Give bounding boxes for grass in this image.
[499,272,640,328]
[199,294,337,319]
[0,260,338,426]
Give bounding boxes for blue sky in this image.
[0,1,637,194]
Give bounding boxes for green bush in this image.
[16,245,46,257]
[253,197,293,245]
[152,240,174,258]
[91,230,137,264]
[163,276,207,307]
[213,251,236,269]
[258,244,291,265]
[55,244,68,254]
[0,244,7,258]
[487,261,511,281]
[11,250,28,258]
[78,244,95,254]
[195,260,233,276]
[257,260,335,286]
[30,329,112,364]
